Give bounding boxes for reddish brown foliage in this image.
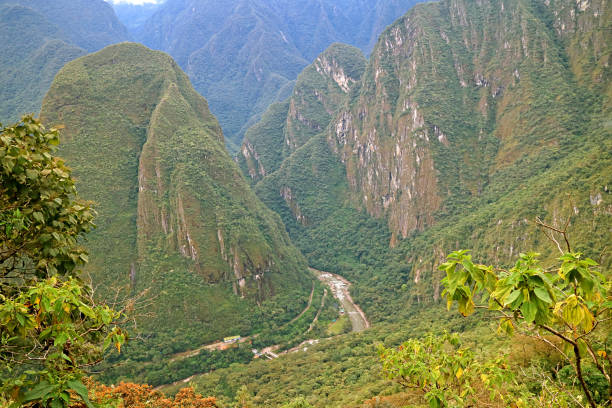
[73,380,218,408]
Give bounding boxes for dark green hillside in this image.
[40,43,312,376]
[0,5,85,123]
[137,0,426,147]
[242,0,611,325]
[0,0,128,52]
[0,0,129,123]
[239,43,366,181]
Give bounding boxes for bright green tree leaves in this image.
[1,277,126,407]
[440,249,611,408]
[0,115,95,287]
[0,116,125,407]
[280,396,314,408]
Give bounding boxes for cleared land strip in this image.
[160,268,369,389]
[281,281,315,327]
[168,280,316,363]
[310,267,370,332]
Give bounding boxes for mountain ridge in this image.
[136,0,427,147]
[0,0,129,123]
[40,42,313,378]
[241,0,611,322]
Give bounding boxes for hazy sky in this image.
[109,0,161,5]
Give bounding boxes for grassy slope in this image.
[40,43,312,382]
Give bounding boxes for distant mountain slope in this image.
[112,2,162,32]
[0,5,85,122]
[136,0,426,148]
[0,0,129,123]
[0,0,129,52]
[241,0,611,322]
[239,43,367,181]
[40,43,311,368]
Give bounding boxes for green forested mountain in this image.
[0,0,129,52]
[2,0,610,404]
[39,43,312,381]
[242,0,611,324]
[135,0,427,148]
[0,0,129,123]
[0,5,85,123]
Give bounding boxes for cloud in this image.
[109,0,161,5]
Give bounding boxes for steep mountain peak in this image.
[328,0,611,240]
[239,42,366,183]
[40,42,311,360]
[239,0,610,329]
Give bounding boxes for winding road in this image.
[310,268,370,332]
[168,268,368,363]
[160,267,369,389]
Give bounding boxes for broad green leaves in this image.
[440,250,608,332]
[0,116,95,285]
[1,277,125,407]
[440,249,611,408]
[0,117,124,407]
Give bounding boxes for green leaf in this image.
[533,287,552,303]
[504,290,521,306]
[50,397,63,408]
[67,379,95,408]
[577,339,589,358]
[21,381,55,402]
[32,211,44,223]
[520,300,537,323]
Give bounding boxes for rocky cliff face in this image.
[328,0,611,242]
[241,0,610,317]
[40,43,311,348]
[239,43,366,183]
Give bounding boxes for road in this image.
[161,267,369,391]
[168,268,368,364]
[310,268,370,332]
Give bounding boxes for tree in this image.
[234,385,254,408]
[0,115,94,289]
[81,382,219,408]
[440,246,611,407]
[280,396,314,408]
[378,332,513,408]
[0,116,125,407]
[1,277,125,407]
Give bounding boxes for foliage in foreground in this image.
[0,115,94,288]
[0,117,125,407]
[77,382,218,408]
[441,248,611,407]
[1,277,125,407]
[378,332,513,407]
